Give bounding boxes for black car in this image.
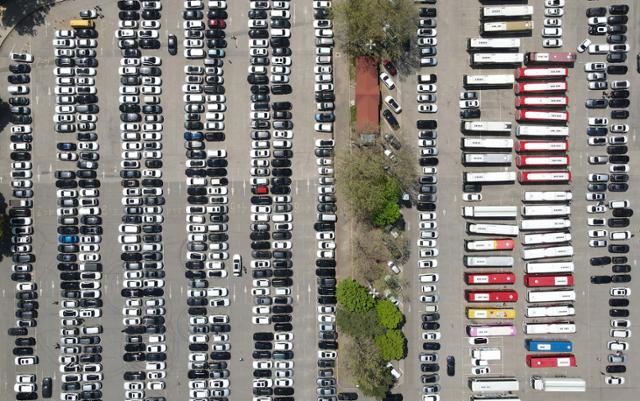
[609,98,630,108]
[612,265,631,273]
[610,89,629,98]
[587,127,607,136]
[590,256,611,266]
[586,98,607,108]
[586,7,606,16]
[421,362,440,371]
[609,298,630,307]
[446,355,455,376]
[607,35,627,45]
[607,53,626,63]
[591,275,612,284]
[383,109,399,129]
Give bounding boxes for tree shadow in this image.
[1,0,55,36]
[0,192,10,260]
[0,97,11,133]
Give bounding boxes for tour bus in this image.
[522,246,573,261]
[525,52,577,65]
[462,206,518,218]
[470,377,520,392]
[464,74,515,88]
[523,191,572,202]
[466,239,515,251]
[526,305,575,318]
[524,322,576,335]
[521,205,570,217]
[466,273,516,285]
[466,291,518,303]
[516,141,568,153]
[524,274,574,287]
[465,172,517,183]
[518,171,572,184]
[516,110,569,123]
[468,223,519,236]
[526,340,573,352]
[467,325,517,337]
[463,121,512,133]
[520,219,571,230]
[525,261,574,274]
[467,308,516,319]
[515,81,567,94]
[464,153,513,165]
[531,376,586,392]
[516,155,570,168]
[515,96,568,108]
[482,21,534,34]
[462,138,514,150]
[464,256,514,268]
[515,67,568,80]
[522,232,572,246]
[482,5,534,19]
[472,53,524,66]
[468,38,521,51]
[516,125,569,138]
[527,289,576,303]
[527,354,577,368]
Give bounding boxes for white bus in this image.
[523,191,572,202]
[465,172,517,183]
[522,246,573,260]
[471,348,502,361]
[464,74,515,88]
[471,397,521,401]
[470,378,520,393]
[482,5,534,19]
[468,38,520,51]
[531,377,586,392]
[521,205,570,217]
[469,223,519,236]
[521,219,571,230]
[482,21,534,34]
[462,138,514,150]
[463,121,513,133]
[472,53,524,66]
[524,322,576,335]
[526,261,574,274]
[527,290,576,303]
[464,153,513,165]
[522,232,571,245]
[516,125,569,138]
[462,206,518,218]
[465,256,514,268]
[527,305,575,318]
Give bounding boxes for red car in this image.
[252,185,268,195]
[383,59,397,76]
[209,19,226,28]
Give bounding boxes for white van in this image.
[386,362,402,380]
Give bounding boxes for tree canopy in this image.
[376,299,403,330]
[346,337,395,398]
[336,278,376,313]
[375,329,406,361]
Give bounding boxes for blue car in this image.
[58,235,78,244]
[315,113,335,123]
[183,131,204,141]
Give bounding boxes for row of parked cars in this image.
[6,51,52,401]
[244,1,298,400]
[541,0,565,48]
[115,1,170,400]
[582,4,632,386]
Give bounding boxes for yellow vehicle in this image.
[467,308,516,319]
[70,19,95,29]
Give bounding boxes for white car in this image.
[417,84,437,93]
[417,239,437,248]
[543,39,562,48]
[585,62,605,72]
[588,44,610,54]
[544,7,563,17]
[418,104,438,113]
[472,367,491,375]
[588,117,608,126]
[252,316,270,325]
[610,329,631,338]
[418,259,438,269]
[610,124,629,133]
[384,95,402,113]
[587,205,607,213]
[588,230,607,238]
[463,193,482,202]
[379,72,395,90]
[542,28,562,37]
[419,274,439,283]
[608,341,628,351]
[605,376,625,385]
[589,240,607,248]
[544,18,562,27]
[611,287,631,297]
[611,319,631,328]
[610,231,632,240]
[459,100,479,109]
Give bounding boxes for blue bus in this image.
[526,340,572,352]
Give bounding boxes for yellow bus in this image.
[70,19,95,29]
[467,308,516,319]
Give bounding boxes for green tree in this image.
[336,279,375,313]
[375,299,403,330]
[345,337,394,398]
[336,308,385,339]
[372,200,401,227]
[375,329,406,361]
[334,0,418,62]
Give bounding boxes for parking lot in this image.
[1,0,640,401]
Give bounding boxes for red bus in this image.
[516,110,569,123]
[516,155,570,168]
[518,171,571,184]
[526,354,577,368]
[516,140,568,153]
[525,274,574,287]
[515,81,567,94]
[525,52,577,65]
[466,273,516,285]
[515,67,568,80]
[466,290,519,303]
[515,96,568,108]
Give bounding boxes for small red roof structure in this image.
[355,56,380,134]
